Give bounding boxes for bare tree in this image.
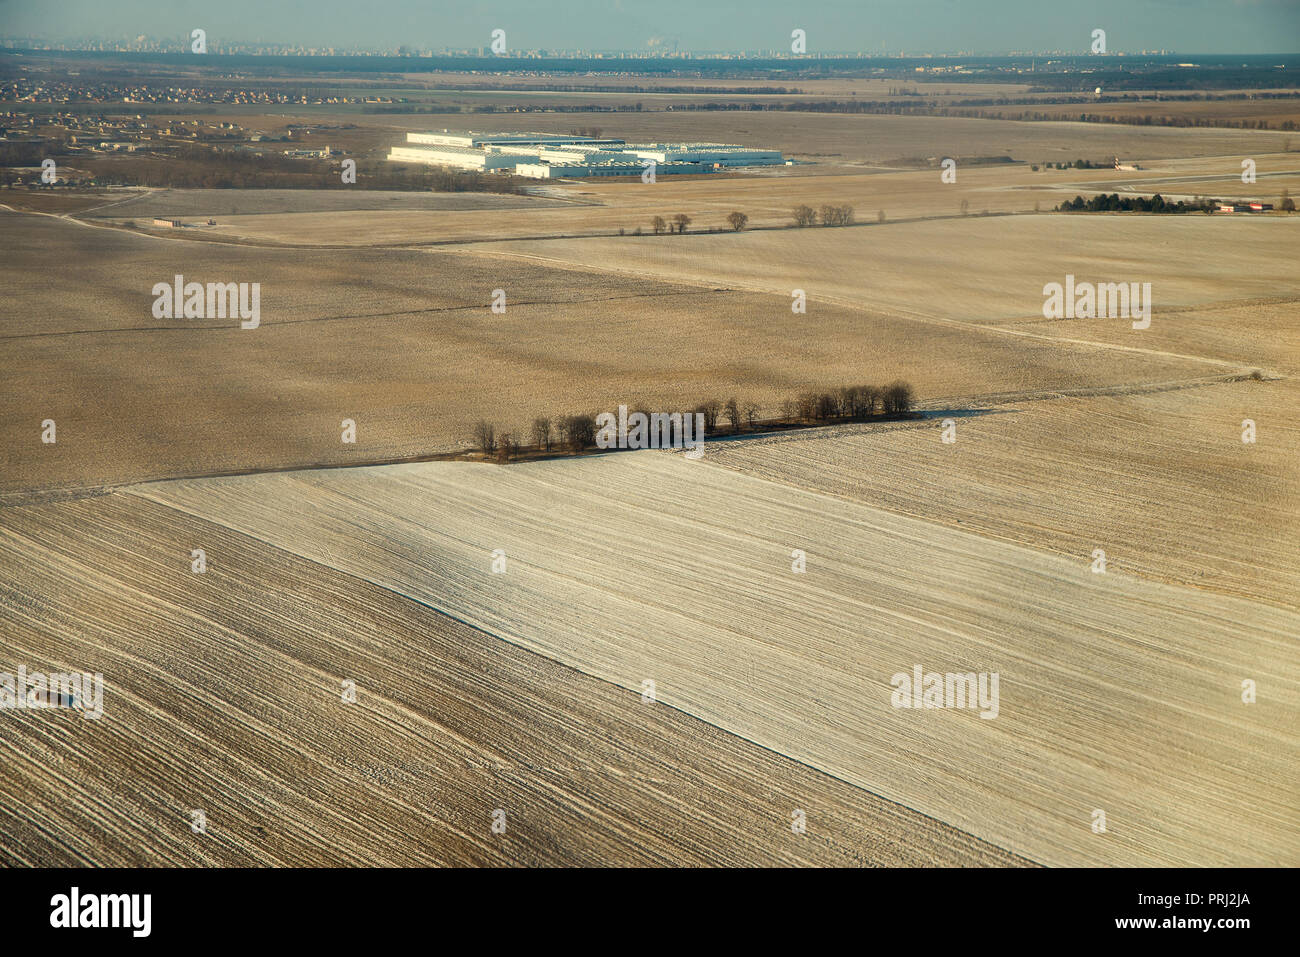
[792,205,817,227]
[563,414,596,450]
[651,215,667,235]
[531,416,552,451]
[724,397,742,430]
[726,211,748,231]
[743,402,761,429]
[497,432,518,463]
[694,399,721,431]
[841,385,880,418]
[877,209,886,223]
[796,392,818,420]
[882,381,914,414]
[471,420,496,454]
[862,385,882,415]
[673,213,692,234]
[818,204,854,226]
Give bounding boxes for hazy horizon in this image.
[1,0,1298,56]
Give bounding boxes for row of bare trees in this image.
[641,211,748,234]
[530,415,597,451]
[792,204,856,227]
[467,381,915,462]
[651,214,693,234]
[473,415,599,461]
[780,382,914,421]
[629,206,863,236]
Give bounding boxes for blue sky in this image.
[1,0,1298,54]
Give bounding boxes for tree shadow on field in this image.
[915,408,1016,420]
[484,408,1019,467]
[689,408,1015,449]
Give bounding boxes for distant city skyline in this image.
[1,0,1298,56]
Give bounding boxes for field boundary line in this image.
[452,244,1276,373]
[105,487,1041,865]
[0,507,516,864]
[0,372,1274,508]
[0,287,706,342]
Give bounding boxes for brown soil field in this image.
[130,453,1300,867]
[964,98,1300,129]
[484,214,1300,330]
[85,188,575,220]
[1022,298,1300,374]
[3,104,1295,870]
[0,493,1022,866]
[0,190,127,216]
[1,210,1224,496]
[705,378,1300,608]
[124,168,1069,246]
[104,156,1298,248]
[1030,154,1300,205]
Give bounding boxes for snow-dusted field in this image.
[4,492,1019,866]
[134,451,1300,866]
[705,378,1300,607]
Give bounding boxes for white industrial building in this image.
[387,143,524,172]
[387,130,785,179]
[513,160,706,179]
[623,144,786,167]
[405,131,627,149]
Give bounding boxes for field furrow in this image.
[0,493,1019,866]
[131,453,1300,866]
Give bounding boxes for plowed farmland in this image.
[2,211,1224,497]
[483,214,1300,327]
[0,493,1022,866]
[3,103,1296,871]
[706,378,1300,607]
[130,453,1300,867]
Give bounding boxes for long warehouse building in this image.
[387,130,786,178]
